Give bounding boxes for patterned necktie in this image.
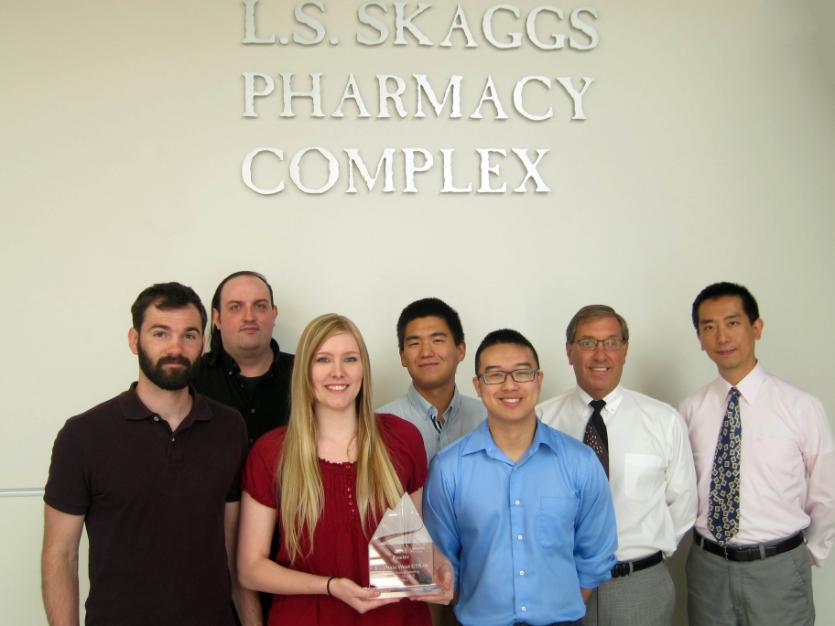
[708,387,742,544]
[583,399,609,478]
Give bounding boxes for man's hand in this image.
[411,549,455,605]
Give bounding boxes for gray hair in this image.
[566,305,629,343]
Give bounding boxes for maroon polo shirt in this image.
[44,384,248,626]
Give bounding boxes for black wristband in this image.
[326,576,336,596]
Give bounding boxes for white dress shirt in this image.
[679,363,835,565]
[538,385,697,561]
[377,384,486,461]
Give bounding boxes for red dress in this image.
[242,413,431,626]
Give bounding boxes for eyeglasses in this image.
[478,368,539,385]
[574,337,625,352]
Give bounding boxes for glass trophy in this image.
[368,493,440,598]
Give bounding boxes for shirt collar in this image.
[119,383,211,422]
[574,384,624,415]
[713,362,766,404]
[461,418,554,464]
[217,338,282,375]
[406,384,462,420]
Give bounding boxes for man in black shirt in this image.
[192,271,294,445]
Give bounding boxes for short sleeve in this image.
[241,428,284,509]
[44,418,90,515]
[378,413,428,493]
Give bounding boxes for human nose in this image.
[500,372,520,390]
[243,305,256,320]
[330,359,345,378]
[419,340,434,357]
[166,336,185,355]
[716,325,729,343]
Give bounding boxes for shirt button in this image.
[514,499,521,506]
[250,408,256,414]
[152,416,160,422]
[170,436,176,442]
[517,534,524,541]
[521,605,528,612]
[519,570,525,576]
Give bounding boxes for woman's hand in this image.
[329,577,401,614]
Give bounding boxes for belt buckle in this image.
[722,545,731,560]
[613,562,629,577]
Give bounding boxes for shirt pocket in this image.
[537,495,578,551]
[623,453,665,500]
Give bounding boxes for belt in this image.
[611,551,663,578]
[692,530,804,562]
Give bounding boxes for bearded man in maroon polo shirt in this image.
[41,282,261,626]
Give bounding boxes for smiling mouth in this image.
[498,398,522,406]
[325,384,348,391]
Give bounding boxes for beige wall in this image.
[2,1,833,623]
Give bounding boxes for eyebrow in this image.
[315,350,361,356]
[226,298,270,305]
[483,362,534,371]
[699,313,741,325]
[148,324,202,334]
[406,330,449,340]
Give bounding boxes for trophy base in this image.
[374,583,440,599]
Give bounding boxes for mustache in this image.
[157,356,192,367]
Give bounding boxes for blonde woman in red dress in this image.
[238,313,452,625]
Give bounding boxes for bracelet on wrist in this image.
[326,576,336,596]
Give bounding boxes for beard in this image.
[137,343,194,391]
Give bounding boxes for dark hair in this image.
[474,329,540,375]
[131,282,207,331]
[566,304,629,343]
[396,297,464,351]
[691,282,759,329]
[209,271,274,355]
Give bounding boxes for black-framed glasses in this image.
[478,368,539,385]
[574,337,625,352]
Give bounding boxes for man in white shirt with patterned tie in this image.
[680,282,835,626]
[537,304,697,626]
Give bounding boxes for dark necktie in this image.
[708,387,742,544]
[583,399,609,478]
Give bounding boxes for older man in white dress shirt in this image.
[538,304,697,626]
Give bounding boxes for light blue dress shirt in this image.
[377,385,486,461]
[423,419,617,626]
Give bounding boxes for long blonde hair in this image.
[278,314,403,562]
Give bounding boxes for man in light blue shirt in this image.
[423,329,617,626]
[377,298,485,461]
